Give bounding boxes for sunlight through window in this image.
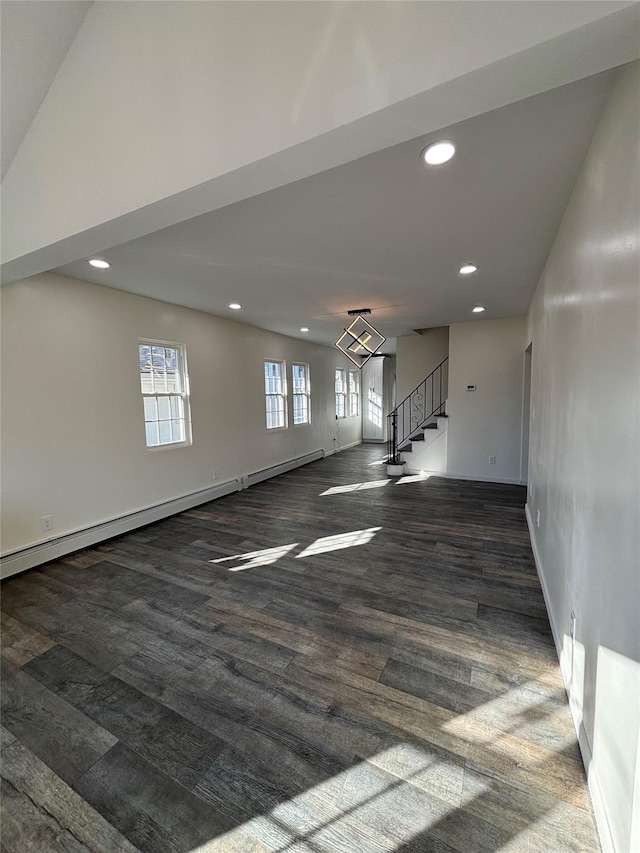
[368,387,383,428]
[190,743,467,852]
[320,479,390,496]
[211,528,383,571]
[296,527,381,558]
[210,542,298,572]
[441,679,579,750]
[396,473,432,485]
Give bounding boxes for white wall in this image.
[446,316,526,483]
[395,327,449,402]
[1,273,361,557]
[527,61,639,853]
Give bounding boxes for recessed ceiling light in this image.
[228,303,242,310]
[459,264,478,275]
[300,327,310,333]
[89,258,110,269]
[421,140,456,166]
[472,305,485,313]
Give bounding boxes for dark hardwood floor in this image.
[1,445,600,852]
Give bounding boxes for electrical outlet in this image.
[213,469,218,481]
[536,509,541,527]
[488,455,496,464]
[41,515,53,532]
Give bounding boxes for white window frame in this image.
[335,368,347,419]
[348,369,360,417]
[138,339,191,450]
[265,359,288,430]
[292,362,311,426]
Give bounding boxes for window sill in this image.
[145,440,192,453]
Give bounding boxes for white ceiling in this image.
[55,69,613,351]
[0,1,92,179]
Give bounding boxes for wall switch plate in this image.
[41,515,53,531]
[536,509,541,527]
[488,455,496,464]
[213,469,218,481]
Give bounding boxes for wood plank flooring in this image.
[1,445,600,852]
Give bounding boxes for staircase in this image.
[397,411,448,473]
[387,357,448,470]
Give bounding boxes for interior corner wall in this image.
[446,315,526,483]
[0,273,361,562]
[395,327,449,402]
[526,60,640,853]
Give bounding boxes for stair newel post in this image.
[391,409,398,463]
[386,414,391,463]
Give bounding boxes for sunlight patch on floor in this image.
[210,543,299,572]
[395,473,432,485]
[210,528,382,571]
[320,479,390,496]
[190,743,468,852]
[296,527,382,558]
[442,678,579,752]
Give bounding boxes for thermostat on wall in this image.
[466,384,476,391]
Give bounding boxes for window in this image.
[265,360,287,429]
[335,368,346,418]
[368,386,383,428]
[292,363,311,425]
[139,340,191,448]
[348,369,360,417]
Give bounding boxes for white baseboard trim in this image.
[525,503,614,853]
[403,470,523,485]
[323,439,362,457]
[1,479,241,580]
[525,503,563,658]
[1,447,335,580]
[587,757,617,853]
[242,449,324,488]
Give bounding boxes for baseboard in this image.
[525,503,615,853]
[587,758,617,853]
[0,479,241,580]
[404,470,523,485]
[323,439,362,457]
[525,503,563,659]
[1,447,334,580]
[242,449,324,487]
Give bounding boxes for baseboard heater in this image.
[241,449,324,488]
[1,449,326,580]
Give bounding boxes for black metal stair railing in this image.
[387,357,449,464]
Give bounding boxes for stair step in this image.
[410,433,425,441]
[424,423,438,430]
[398,442,412,452]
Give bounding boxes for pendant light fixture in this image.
[335,309,386,368]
